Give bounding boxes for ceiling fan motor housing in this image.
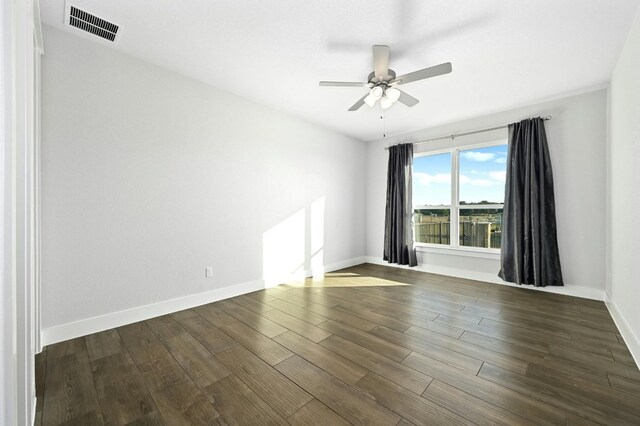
[368,69,396,85]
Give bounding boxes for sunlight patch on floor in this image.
[281,273,410,288]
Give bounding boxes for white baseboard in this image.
[364,256,605,301]
[321,256,367,274]
[41,256,367,346]
[41,279,265,346]
[604,292,640,369]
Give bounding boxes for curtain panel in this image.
[498,117,564,287]
[384,143,418,267]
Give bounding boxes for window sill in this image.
[415,244,501,260]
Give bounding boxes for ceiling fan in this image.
[319,45,452,111]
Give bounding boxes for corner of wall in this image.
[604,291,640,368]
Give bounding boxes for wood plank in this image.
[275,355,401,425]
[42,344,101,426]
[402,352,566,425]
[260,308,331,342]
[158,332,231,389]
[333,304,411,332]
[117,322,168,365]
[264,298,327,325]
[231,294,275,314]
[216,299,288,338]
[354,372,466,426]
[85,329,124,362]
[319,334,432,394]
[152,379,225,425]
[611,347,638,367]
[422,380,537,426]
[525,363,640,416]
[525,357,612,388]
[566,413,602,426]
[123,410,166,425]
[377,325,485,375]
[374,325,526,375]
[318,320,411,362]
[287,399,350,426]
[216,345,312,417]
[489,312,618,343]
[273,331,368,386]
[169,309,199,321]
[265,288,314,307]
[146,315,188,340]
[608,374,640,396]
[460,332,640,379]
[195,304,293,366]
[245,290,280,303]
[479,363,640,425]
[305,303,376,331]
[35,348,47,416]
[373,306,455,336]
[46,337,87,360]
[204,375,287,425]
[458,330,611,387]
[174,314,238,354]
[56,411,104,425]
[136,355,191,395]
[498,306,619,336]
[91,352,158,424]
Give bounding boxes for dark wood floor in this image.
[36,263,640,425]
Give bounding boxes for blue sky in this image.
[413,144,508,206]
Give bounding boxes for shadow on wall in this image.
[262,197,326,287]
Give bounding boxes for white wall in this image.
[41,26,366,338]
[366,89,608,300]
[607,8,640,364]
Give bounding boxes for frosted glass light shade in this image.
[364,94,377,108]
[380,94,393,109]
[386,87,401,102]
[370,86,384,100]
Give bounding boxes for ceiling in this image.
[41,1,640,141]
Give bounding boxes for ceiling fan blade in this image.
[348,94,369,111]
[394,62,452,85]
[372,45,390,78]
[319,81,367,87]
[397,89,419,107]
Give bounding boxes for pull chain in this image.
[381,114,386,138]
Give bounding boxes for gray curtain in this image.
[384,143,417,267]
[498,118,564,286]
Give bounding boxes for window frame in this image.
[413,139,507,255]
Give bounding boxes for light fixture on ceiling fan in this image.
[319,45,452,111]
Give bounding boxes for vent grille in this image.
[68,6,119,42]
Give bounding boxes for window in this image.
[413,142,507,251]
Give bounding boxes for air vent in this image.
[66,4,120,42]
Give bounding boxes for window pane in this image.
[414,209,450,245]
[459,208,503,249]
[413,153,452,206]
[459,144,507,205]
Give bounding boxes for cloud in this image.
[494,157,507,164]
[488,171,506,183]
[414,172,451,186]
[459,172,505,187]
[469,179,497,187]
[460,151,495,162]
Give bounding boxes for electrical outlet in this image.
[205,267,213,278]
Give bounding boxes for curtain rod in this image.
[383,116,552,150]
